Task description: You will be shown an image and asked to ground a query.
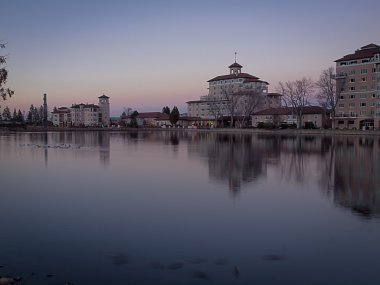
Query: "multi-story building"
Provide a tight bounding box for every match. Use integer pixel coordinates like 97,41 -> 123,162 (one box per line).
52,94 -> 110,127
70,103 -> 101,127
335,43 -> 380,130
51,107 -> 71,127
187,62 -> 281,126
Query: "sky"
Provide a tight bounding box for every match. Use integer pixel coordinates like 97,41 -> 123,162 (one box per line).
1,0 -> 379,116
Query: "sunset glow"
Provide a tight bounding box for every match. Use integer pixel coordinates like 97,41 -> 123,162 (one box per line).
1,0 -> 379,115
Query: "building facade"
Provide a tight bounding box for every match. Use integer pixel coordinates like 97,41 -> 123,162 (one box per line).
187,62 -> 281,126
52,94 -> 110,127
252,106 -> 330,128
51,107 -> 71,127
335,44 -> 380,129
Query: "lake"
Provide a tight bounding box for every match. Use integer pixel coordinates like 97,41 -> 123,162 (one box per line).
0,131 -> 379,285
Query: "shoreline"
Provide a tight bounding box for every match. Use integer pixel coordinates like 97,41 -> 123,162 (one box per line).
1,126 -> 380,136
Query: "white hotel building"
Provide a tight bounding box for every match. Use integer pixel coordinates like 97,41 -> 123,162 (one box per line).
52,94 -> 110,127
187,62 -> 281,123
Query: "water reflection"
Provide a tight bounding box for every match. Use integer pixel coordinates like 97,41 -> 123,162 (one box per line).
2,131 -> 379,217
24,131 -> 111,167
1,131 -> 380,285
334,136 -> 380,217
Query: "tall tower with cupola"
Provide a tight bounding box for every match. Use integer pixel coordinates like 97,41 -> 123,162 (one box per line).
98,94 -> 110,127
229,62 -> 242,75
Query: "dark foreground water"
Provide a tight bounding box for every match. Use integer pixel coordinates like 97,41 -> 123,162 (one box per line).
0,131 -> 379,285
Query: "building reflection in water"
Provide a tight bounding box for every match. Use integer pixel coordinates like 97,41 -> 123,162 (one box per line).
333,136 -> 380,217
187,133 -> 334,195
25,131 -> 111,167
201,133 -> 266,194
17,130 -> 380,217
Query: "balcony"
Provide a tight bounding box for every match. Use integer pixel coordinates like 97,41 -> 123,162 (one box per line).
336,113 -> 357,118
334,73 -> 347,79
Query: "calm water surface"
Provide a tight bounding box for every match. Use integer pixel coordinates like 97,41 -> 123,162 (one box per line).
0,131 -> 379,285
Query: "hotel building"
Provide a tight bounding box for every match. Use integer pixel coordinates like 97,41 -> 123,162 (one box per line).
187,62 -> 281,125
52,94 -> 110,127
335,44 -> 380,129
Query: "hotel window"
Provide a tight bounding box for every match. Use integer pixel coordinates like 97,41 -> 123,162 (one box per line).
361,69 -> 368,74
349,70 -> 356,75
360,110 -> 367,115
350,78 -> 355,83
338,103 -> 344,108
339,95 -> 344,99
360,86 -> 367,91
349,102 -> 355,108
350,86 -> 355,91
362,59 -> 369,63
361,77 -> 366,82
349,94 -> 355,99
360,94 -> 367,98
360,102 -> 366,107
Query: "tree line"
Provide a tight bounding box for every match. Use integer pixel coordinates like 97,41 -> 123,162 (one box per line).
278,67 -> 337,128
1,104 -> 46,124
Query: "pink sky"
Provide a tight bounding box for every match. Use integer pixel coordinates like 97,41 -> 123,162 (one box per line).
1,0 -> 379,116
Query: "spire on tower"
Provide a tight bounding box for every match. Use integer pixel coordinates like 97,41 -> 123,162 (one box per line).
235,52 -> 237,63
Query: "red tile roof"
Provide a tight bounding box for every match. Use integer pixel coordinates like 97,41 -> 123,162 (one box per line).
186,100 -> 205,104
254,106 -> 324,116
208,73 -> 260,82
136,112 -> 169,120
179,116 -> 202,121
71,103 -> 99,109
228,62 -> 242,68
51,107 -> 70,114
335,43 -> 380,62
243,78 -> 269,84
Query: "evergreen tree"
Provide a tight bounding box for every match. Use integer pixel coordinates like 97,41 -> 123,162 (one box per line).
27,104 -> 40,124
119,111 -> 127,127
169,106 -> 180,126
17,109 -> 24,122
128,110 -> 139,128
2,106 -> 11,120
38,105 -> 44,123
12,108 -> 17,121
162,106 -> 170,115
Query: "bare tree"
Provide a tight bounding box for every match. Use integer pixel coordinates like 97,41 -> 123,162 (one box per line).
235,90 -> 264,128
0,41 -> 14,101
207,99 -> 225,128
221,85 -> 240,127
277,78 -> 314,128
315,67 -> 337,128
